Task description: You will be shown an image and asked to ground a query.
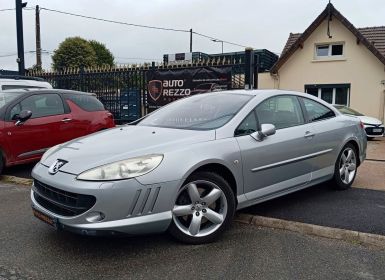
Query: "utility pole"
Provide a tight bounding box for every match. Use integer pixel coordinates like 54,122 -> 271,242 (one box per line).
15,0 -> 26,75
35,5 -> 42,69
189,29 -> 192,53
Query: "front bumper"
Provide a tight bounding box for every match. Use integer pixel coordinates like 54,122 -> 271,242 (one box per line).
364,124 -> 384,138
31,163 -> 181,235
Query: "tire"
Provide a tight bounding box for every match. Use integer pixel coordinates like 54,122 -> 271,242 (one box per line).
0,154 -> 4,175
367,137 -> 374,141
332,143 -> 358,190
168,171 -> 236,244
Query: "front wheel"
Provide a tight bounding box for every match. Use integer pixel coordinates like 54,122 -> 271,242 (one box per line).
332,143 -> 358,190
168,171 -> 235,244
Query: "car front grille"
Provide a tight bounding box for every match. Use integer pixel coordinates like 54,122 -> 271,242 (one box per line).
365,127 -> 384,135
33,180 -> 96,217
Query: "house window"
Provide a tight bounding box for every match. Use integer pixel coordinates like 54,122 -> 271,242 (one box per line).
305,84 -> 350,106
315,43 -> 344,59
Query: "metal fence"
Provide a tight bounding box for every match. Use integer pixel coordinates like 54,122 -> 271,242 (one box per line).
27,59 -> 246,124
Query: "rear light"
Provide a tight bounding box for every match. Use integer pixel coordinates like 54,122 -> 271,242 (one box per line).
359,121 -> 365,129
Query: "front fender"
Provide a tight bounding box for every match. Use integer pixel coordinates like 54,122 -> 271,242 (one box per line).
135,138 -> 244,194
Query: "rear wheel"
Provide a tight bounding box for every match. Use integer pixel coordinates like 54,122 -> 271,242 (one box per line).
332,143 -> 358,190
0,153 -> 4,175
168,171 -> 235,244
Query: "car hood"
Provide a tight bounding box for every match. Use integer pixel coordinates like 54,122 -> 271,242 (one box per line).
356,115 -> 382,126
42,125 -> 215,174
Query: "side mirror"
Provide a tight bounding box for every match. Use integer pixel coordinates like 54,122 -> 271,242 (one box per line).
251,123 -> 276,141
15,110 -> 32,126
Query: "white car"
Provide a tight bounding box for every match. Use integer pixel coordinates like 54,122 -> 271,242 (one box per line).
0,76 -> 52,92
334,105 -> 384,139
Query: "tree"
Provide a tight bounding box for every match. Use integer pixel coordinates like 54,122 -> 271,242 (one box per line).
52,37 -> 97,70
89,40 -> 114,67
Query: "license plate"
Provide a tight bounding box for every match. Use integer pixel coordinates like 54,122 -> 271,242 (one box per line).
32,208 -> 57,229
372,128 -> 382,133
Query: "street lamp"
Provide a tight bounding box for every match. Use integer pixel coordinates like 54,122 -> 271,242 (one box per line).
211,39 -> 224,54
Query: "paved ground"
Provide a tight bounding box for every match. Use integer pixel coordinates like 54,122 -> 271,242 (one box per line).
241,183 -> 385,235
1,183 -> 385,280
366,137 -> 385,161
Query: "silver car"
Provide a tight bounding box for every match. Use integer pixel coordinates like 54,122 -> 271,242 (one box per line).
31,90 -> 367,244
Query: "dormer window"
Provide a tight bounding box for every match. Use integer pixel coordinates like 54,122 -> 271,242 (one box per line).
315,43 -> 344,59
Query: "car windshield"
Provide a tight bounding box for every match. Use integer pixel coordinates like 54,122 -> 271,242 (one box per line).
0,92 -> 23,108
138,93 -> 252,130
334,105 -> 364,116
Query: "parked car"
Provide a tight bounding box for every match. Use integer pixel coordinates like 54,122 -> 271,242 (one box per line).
31,90 -> 366,244
334,105 -> 384,139
0,89 -> 115,173
0,75 -> 52,91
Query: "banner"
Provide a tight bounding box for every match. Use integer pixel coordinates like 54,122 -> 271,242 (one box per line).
146,66 -> 232,110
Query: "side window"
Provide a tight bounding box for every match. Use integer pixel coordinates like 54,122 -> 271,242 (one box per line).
256,96 -> 304,130
235,111 -> 258,136
10,94 -> 65,119
301,98 -> 335,122
66,94 -> 105,111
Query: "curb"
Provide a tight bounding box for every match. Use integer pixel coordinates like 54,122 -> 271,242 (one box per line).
234,213 -> 385,249
0,175 -> 32,186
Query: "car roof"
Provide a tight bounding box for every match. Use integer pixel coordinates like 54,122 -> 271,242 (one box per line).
2,88 -> 95,96
0,75 -> 46,82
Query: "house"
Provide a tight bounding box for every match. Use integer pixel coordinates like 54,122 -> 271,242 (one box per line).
259,3 -> 385,121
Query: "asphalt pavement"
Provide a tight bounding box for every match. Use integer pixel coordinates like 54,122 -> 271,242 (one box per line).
1,183 -> 385,280
242,183 -> 385,235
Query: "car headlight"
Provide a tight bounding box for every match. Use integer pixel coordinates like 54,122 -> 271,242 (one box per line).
76,154 -> 163,181
41,144 -> 62,162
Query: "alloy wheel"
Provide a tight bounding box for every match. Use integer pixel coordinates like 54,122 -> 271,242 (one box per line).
172,180 -> 228,237
339,147 -> 357,184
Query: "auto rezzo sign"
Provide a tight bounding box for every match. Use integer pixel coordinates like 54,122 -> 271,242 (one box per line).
146,67 -> 231,110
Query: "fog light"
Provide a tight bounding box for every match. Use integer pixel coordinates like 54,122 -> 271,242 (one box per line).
85,212 -> 105,223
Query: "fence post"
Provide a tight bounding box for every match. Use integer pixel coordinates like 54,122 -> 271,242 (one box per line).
254,54 -> 259,89
79,66 -> 85,92
244,47 -> 254,90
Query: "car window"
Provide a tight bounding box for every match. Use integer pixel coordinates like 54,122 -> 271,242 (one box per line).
66,94 -> 105,111
10,94 -> 65,119
255,96 -> 304,129
234,111 -> 258,136
302,98 -> 335,122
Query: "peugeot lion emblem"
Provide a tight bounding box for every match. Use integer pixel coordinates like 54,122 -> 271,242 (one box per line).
48,159 -> 68,175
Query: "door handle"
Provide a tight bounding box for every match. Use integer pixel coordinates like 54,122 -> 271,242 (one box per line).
61,118 -> 72,122
304,131 -> 315,138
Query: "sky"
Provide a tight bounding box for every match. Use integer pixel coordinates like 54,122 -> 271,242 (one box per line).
1,0 -> 385,71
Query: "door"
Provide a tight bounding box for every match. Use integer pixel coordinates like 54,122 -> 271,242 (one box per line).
236,95 -> 314,200
299,97 -> 341,180
5,93 -> 72,162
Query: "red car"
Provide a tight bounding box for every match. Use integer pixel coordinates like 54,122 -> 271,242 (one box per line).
0,89 -> 115,173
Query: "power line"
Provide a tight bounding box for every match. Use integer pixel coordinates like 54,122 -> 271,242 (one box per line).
39,7 -> 251,49
0,7 -> 34,11
192,31 -> 248,48
0,50 -> 51,58
40,7 -> 189,33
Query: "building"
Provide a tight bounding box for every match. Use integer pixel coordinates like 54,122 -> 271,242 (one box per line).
163,49 -> 278,73
259,3 -> 385,121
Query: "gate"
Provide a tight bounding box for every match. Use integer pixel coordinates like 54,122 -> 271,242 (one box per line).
28,59 -> 249,124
